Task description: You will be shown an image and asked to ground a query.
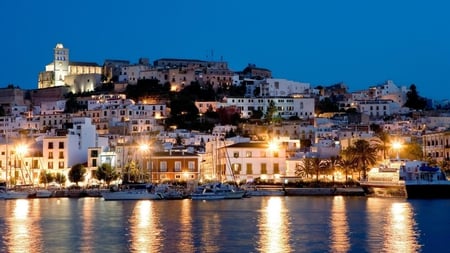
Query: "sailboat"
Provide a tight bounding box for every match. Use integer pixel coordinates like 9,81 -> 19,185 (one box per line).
190,138 -> 246,200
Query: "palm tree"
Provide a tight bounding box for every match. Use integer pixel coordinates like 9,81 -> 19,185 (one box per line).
311,157 -> 327,182
346,139 -> 378,180
340,148 -> 357,184
295,157 -> 314,179
373,130 -> 390,160
325,156 -> 341,184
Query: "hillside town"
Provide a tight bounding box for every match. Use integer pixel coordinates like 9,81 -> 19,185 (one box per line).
1,42 -> 450,192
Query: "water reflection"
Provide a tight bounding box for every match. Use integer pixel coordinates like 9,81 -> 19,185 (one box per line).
258,197 -> 291,253
383,202 -> 420,252
329,196 -> 350,253
199,208 -> 221,252
366,198 -> 420,253
80,198 -> 95,251
177,200 -> 193,251
129,201 -> 163,252
4,199 -> 43,253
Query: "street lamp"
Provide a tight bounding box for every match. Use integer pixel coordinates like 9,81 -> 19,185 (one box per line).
15,144 -> 28,185
139,144 -> 152,183
392,141 -> 402,161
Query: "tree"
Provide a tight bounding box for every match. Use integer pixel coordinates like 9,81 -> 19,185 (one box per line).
345,139 -> 378,180
94,163 -> 119,186
311,157 -> 327,182
325,156 -> 341,183
68,163 -> 86,186
54,173 -> 67,186
264,100 -> 277,123
316,97 -> 339,114
371,127 -> 390,160
64,94 -> 80,113
123,161 -> 141,183
295,158 -> 314,179
339,153 -> 356,184
404,84 -> 427,110
402,142 -> 423,161
39,171 -> 54,187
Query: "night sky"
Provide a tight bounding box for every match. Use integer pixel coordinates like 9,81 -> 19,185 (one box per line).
1,0 -> 449,100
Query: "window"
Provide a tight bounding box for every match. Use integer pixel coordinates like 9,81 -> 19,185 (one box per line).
188,161 -> 195,171
246,163 -> 253,175
58,161 -> 64,169
59,142 -> 64,149
48,152 -> 53,159
246,151 -> 252,158
91,150 -> 98,157
273,151 -> 279,158
48,162 -> 53,169
230,164 -> 240,175
160,161 -> 167,172
233,152 -> 239,158
48,142 -> 53,149
273,163 -> 280,174
59,151 -> 64,159
261,163 -> 267,174
92,158 -> 97,167
175,161 -> 181,171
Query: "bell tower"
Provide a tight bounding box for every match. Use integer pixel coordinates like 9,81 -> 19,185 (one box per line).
53,43 -> 69,86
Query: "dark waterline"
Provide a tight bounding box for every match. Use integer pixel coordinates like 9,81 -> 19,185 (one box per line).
0,196 -> 448,253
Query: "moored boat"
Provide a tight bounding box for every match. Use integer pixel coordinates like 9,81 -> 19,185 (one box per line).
191,183 -> 246,200
102,183 -> 163,201
360,160 -> 450,198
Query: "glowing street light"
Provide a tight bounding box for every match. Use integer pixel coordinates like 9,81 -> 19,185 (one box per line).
392,141 -> 402,160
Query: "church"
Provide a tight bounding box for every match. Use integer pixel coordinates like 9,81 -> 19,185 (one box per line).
37,43 -> 102,93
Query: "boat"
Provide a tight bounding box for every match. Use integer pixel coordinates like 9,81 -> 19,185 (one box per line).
154,184 -> 186,200
102,183 -> 163,201
190,183 -> 246,200
35,189 -> 54,198
360,160 -> 450,198
0,184 -> 37,199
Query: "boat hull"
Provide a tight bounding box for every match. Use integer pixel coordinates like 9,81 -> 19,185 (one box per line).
405,183 -> 450,199
191,190 -> 246,200
360,183 -> 406,198
3,191 -> 32,199
102,191 -> 163,201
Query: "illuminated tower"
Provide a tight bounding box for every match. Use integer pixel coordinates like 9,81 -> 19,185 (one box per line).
53,43 -> 69,86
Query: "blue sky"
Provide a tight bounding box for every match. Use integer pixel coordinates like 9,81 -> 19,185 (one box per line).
1,0 -> 449,100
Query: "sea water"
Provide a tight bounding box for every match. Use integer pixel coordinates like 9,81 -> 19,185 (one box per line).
0,196 -> 447,252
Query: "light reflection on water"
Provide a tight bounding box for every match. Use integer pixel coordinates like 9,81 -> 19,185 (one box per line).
0,196 -> 445,252
3,199 -> 43,253
330,196 -> 350,253
366,198 -> 421,253
129,200 -> 163,252
257,197 -> 292,253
